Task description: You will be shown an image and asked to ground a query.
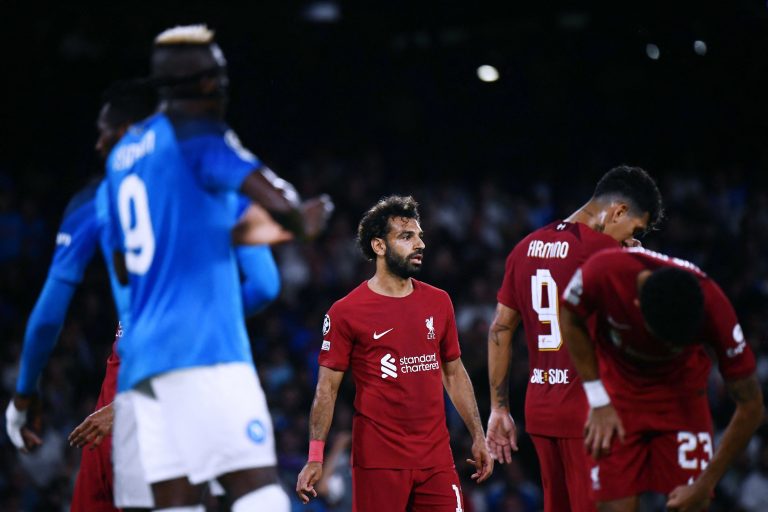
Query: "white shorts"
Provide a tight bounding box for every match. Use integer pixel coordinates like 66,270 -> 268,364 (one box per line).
113,362 -> 277,498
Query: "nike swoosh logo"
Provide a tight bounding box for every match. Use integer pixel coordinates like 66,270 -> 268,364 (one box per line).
373,328 -> 394,340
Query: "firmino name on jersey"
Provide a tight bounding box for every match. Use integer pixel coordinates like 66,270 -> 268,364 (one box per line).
527,240 -> 570,259
400,353 -> 439,374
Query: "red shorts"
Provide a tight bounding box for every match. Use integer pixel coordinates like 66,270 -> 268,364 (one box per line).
352,466 -> 464,512
591,428 -> 714,502
71,434 -> 118,512
530,434 -> 596,512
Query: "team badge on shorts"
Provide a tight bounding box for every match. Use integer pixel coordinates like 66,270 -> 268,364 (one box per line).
246,419 -> 266,444
323,314 -> 331,336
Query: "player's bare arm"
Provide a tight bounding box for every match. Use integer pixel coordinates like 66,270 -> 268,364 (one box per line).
240,169 -> 333,240
666,374 -> 764,512
561,307 -> 625,459
486,302 -> 521,463
231,203 -> 294,246
296,365 -> 345,504
442,358 -> 494,483
68,402 -> 114,449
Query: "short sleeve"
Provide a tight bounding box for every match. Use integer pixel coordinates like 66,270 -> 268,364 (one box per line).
701,279 -> 756,381
496,249 -> 520,310
196,129 -> 262,192
318,303 -> 354,371
440,293 -> 461,363
48,193 -> 100,284
561,260 -> 601,319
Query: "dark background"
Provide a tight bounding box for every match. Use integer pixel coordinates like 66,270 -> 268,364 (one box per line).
2,1 -> 768,510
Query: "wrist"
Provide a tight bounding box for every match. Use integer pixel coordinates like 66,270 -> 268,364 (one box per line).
583,379 -> 611,408
490,404 -> 510,413
308,439 -> 325,463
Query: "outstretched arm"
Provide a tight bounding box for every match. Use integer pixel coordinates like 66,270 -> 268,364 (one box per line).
561,306 -> 625,459
443,358 -> 493,483
667,374 -> 764,512
296,365 -> 345,504
486,303 -> 521,463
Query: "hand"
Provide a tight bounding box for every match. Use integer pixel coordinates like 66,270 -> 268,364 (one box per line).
300,194 -> 334,240
232,203 -> 294,246
584,404 -> 625,459
486,408 -> 518,463
466,436 -> 494,483
666,480 -> 712,512
5,396 -> 43,453
68,403 -> 114,449
296,461 -> 323,504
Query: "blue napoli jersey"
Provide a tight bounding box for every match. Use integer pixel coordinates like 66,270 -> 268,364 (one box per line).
105,113 -> 260,391
50,181 -> 130,317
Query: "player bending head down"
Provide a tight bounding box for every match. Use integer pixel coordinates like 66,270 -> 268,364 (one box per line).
588,165 -> 663,246
638,266 -> 705,346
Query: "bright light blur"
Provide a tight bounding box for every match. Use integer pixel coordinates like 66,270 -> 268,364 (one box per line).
694,40 -> 707,56
646,43 -> 660,60
477,65 -> 499,82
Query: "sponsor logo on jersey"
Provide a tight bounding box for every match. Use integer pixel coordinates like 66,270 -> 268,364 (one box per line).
321,340 -> 331,351
380,352 -> 441,379
380,353 -> 397,379
112,130 -> 156,171
530,368 -> 570,385
322,314 -> 331,336
526,240 -> 570,259
246,419 -> 267,444
727,323 -> 747,358
55,232 -> 72,247
425,317 -> 436,340
373,328 -> 393,340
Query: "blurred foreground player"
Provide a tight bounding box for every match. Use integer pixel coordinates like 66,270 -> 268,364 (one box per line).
485,166 -> 662,512
296,196 -> 493,511
561,247 -> 764,512
105,25 -> 330,511
4,83 -> 155,511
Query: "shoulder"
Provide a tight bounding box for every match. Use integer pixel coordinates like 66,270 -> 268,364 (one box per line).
413,279 -> 452,303
328,282 -> 370,313
166,112 -> 228,141
62,181 -> 100,220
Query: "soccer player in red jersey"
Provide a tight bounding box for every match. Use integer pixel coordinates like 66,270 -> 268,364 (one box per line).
296,195 -> 493,511
486,166 -> 663,512
561,247 -> 764,512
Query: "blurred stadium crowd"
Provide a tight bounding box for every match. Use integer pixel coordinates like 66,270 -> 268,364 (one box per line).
2,153 -> 768,511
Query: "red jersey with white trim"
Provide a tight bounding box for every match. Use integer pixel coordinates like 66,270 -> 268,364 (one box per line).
561,248 -> 756,431
497,221 -> 618,438
318,279 -> 462,469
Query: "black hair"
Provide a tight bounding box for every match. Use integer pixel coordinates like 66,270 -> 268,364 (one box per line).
640,267 -> 704,345
101,79 -> 157,127
593,165 -> 664,231
357,196 -> 420,261
151,44 -> 228,100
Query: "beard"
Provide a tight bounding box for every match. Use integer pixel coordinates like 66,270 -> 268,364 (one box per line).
384,245 -> 423,279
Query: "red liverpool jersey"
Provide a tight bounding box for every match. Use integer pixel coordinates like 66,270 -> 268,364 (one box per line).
318,279 -> 462,469
561,247 -> 756,431
497,221 -> 618,438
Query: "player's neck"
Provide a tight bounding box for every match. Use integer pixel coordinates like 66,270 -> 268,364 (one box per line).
367,270 -> 414,298
565,199 -> 608,234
